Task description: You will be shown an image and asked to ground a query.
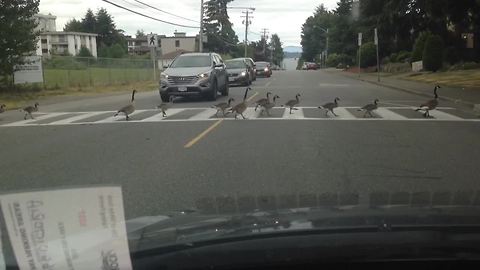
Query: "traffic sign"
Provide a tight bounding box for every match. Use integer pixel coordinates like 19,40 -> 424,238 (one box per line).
147,34 -> 158,47
358,33 -> 362,46
374,28 -> 378,45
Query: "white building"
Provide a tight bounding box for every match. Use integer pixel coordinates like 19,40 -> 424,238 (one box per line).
39,32 -> 98,57
160,32 -> 198,56
34,13 -> 98,57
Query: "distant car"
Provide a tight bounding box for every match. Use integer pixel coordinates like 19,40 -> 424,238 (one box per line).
225,59 -> 251,86
159,53 -> 229,101
255,61 -> 272,77
306,62 -> 318,70
235,57 -> 256,81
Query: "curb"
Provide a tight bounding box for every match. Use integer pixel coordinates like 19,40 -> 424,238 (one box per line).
333,71 -> 475,108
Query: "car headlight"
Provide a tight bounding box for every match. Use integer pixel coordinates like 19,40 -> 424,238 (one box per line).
241,71 -> 246,77
199,72 -> 209,78
264,68 -> 269,72
160,73 -> 169,79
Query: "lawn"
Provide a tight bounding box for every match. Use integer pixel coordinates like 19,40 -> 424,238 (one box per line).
44,67 -> 156,88
403,69 -> 480,89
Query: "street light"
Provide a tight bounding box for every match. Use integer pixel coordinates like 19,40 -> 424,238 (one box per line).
313,25 -> 329,67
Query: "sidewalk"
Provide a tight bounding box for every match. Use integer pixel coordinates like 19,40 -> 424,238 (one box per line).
328,69 -> 480,111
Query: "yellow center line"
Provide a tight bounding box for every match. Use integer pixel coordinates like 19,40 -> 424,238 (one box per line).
184,119 -> 224,149
246,92 -> 259,103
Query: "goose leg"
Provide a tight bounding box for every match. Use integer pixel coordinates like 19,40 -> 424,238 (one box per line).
267,109 -> 272,116
331,110 -> 338,117
325,110 -> 329,117
234,112 -> 238,119
241,113 -> 247,119
24,113 -> 27,120
254,105 -> 258,111
162,110 -> 167,117
29,112 -> 34,119
289,107 -> 293,114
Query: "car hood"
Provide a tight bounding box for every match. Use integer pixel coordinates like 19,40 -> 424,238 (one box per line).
226,68 -> 246,74
164,67 -> 211,77
126,205 -> 480,253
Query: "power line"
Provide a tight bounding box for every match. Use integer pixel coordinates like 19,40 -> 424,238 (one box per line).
101,0 -> 199,28
133,0 -> 199,23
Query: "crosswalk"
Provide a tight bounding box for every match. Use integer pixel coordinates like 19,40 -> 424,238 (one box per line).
1,107 -> 479,127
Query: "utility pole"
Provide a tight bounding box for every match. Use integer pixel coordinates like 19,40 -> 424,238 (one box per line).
374,28 -> 380,82
261,28 -> 269,55
199,0 -> 204,52
241,9 -> 254,57
358,32 -> 362,77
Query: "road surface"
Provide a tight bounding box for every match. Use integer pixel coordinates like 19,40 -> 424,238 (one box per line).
1,70 -> 480,218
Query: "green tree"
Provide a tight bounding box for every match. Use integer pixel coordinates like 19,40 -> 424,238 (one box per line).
108,43 -> 125,58
203,0 -> 239,54
81,9 -> 96,33
0,0 -> 40,84
411,32 -> 431,62
359,42 -> 377,68
423,34 -> 444,72
136,29 -> 146,39
77,46 -> 93,57
301,5 -> 334,61
64,19 -> 84,32
270,34 -> 284,65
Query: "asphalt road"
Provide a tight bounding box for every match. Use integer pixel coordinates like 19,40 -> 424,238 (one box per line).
1,69 -> 480,218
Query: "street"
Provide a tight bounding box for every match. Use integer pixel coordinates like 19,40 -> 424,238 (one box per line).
1,70 -> 480,219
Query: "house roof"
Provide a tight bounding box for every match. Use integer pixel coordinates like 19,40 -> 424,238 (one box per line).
41,31 -> 98,37
161,49 -> 192,59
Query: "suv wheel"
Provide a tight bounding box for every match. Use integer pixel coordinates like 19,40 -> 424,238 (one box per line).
160,92 -> 170,102
207,81 -> 218,101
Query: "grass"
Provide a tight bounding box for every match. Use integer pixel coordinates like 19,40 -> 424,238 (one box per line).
402,69 -> 480,89
0,80 -> 157,110
44,67 -> 155,88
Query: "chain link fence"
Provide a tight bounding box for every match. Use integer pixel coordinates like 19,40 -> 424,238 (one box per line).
42,56 -> 157,88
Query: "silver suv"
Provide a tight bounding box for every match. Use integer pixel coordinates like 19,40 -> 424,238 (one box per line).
159,53 -> 229,101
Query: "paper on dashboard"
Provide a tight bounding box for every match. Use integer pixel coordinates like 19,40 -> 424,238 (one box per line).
0,186 -> 132,270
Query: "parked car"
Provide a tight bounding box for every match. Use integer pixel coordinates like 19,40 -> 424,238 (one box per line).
159,53 -> 228,101
255,61 -> 272,77
235,57 -> 256,81
306,62 -> 319,70
225,59 -> 251,86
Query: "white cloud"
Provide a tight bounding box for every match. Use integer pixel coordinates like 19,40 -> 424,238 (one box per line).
39,0 -> 338,47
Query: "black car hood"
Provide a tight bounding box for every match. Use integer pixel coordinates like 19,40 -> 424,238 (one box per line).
126,205 -> 480,253
226,68 -> 247,74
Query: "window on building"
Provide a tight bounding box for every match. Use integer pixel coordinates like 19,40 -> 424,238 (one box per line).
42,49 -> 48,54
175,40 -> 180,47
41,39 -> 47,44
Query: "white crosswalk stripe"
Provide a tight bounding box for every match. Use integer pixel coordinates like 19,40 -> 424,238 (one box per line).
1,107 -> 478,127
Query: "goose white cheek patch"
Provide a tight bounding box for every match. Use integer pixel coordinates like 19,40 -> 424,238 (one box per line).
0,186 -> 132,270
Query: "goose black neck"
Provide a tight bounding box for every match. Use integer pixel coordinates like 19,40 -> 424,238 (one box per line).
243,88 -> 249,101
434,87 -> 438,99
131,91 -> 136,102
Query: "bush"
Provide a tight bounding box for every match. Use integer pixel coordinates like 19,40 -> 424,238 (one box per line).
395,51 -> 412,63
411,32 -> 431,62
358,42 -> 377,68
382,62 -> 412,73
77,46 -> 93,57
423,35 -> 444,72
326,53 -> 352,67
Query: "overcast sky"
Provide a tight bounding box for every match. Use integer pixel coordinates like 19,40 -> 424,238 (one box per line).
39,0 -> 338,47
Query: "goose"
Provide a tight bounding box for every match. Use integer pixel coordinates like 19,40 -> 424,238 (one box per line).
282,94 -> 301,114
212,98 -> 235,117
415,85 -> 440,118
254,92 -> 272,111
260,95 -> 280,116
114,89 -> 136,121
157,95 -> 175,117
318,97 -> 340,117
358,99 -> 379,118
0,104 -> 6,114
23,102 -> 39,120
230,87 -> 251,119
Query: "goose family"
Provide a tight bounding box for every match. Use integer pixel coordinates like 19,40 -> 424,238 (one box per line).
416,85 -> 440,118
319,97 -> 340,116
283,94 -> 301,114
114,89 -> 136,121
212,98 -> 235,117
254,92 -> 272,111
358,99 -> 379,118
260,95 -> 280,116
0,104 -> 6,114
157,95 -> 175,117
23,102 -> 39,120
229,87 -> 251,119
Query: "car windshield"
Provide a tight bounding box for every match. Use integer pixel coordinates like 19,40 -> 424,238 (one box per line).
256,62 -> 268,68
170,55 -> 211,68
2,0 -> 480,268
225,60 -> 246,69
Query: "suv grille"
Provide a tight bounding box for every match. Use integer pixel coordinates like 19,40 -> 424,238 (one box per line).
167,76 -> 199,85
